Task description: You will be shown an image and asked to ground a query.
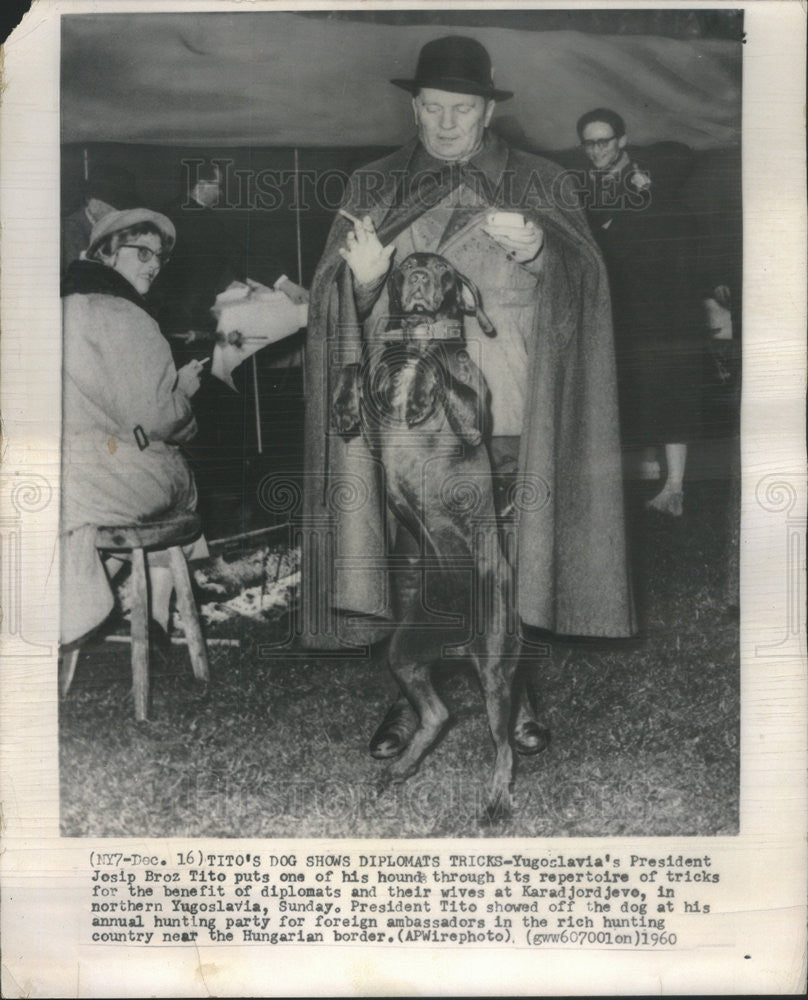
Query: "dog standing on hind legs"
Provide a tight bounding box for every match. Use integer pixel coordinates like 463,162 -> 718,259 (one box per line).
332,252 -> 543,820
383,518 -> 520,821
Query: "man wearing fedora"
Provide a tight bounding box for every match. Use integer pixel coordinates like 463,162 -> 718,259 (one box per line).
301,37 -> 635,761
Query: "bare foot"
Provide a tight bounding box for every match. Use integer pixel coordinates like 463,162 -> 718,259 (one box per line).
645,489 -> 683,517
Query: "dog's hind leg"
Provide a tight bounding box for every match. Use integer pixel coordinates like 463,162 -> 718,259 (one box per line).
381,632 -> 450,788
473,642 -> 519,823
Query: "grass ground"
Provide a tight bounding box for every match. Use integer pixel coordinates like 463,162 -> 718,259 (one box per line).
59,445 -> 739,838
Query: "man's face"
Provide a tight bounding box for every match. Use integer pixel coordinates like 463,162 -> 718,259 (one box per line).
193,167 -> 222,208
580,121 -> 627,172
413,88 -> 495,162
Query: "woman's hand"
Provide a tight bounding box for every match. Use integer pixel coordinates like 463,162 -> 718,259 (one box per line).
176,358 -> 208,397
338,209 -> 395,285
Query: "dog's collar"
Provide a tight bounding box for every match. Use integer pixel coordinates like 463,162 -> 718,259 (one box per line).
386,318 -> 463,341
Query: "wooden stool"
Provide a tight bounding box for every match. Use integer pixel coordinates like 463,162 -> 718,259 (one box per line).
60,513 -> 209,721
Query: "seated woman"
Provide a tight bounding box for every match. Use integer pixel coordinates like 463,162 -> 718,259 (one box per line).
60,207 -> 207,646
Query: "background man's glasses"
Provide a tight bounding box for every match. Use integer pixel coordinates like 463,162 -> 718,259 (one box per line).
581,137 -> 617,151
118,244 -> 170,265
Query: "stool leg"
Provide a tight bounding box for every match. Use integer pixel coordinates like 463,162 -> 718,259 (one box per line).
168,546 -> 209,683
131,546 -> 150,721
59,648 -> 80,698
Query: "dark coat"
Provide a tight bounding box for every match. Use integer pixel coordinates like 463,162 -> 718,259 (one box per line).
299,134 -> 636,648
579,146 -> 703,443
583,147 -> 696,343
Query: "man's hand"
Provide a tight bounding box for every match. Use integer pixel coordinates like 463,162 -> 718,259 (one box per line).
482,213 -> 544,264
338,209 -> 395,285
277,277 -> 309,305
176,358 -> 208,397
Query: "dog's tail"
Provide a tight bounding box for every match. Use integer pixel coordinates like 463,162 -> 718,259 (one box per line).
458,272 -> 496,337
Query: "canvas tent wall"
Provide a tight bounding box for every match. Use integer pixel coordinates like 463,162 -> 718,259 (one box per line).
61,9 -> 742,279
61,10 -> 742,149
60,9 -> 742,455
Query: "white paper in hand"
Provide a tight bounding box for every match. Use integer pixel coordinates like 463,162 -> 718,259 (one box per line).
210,280 -> 308,389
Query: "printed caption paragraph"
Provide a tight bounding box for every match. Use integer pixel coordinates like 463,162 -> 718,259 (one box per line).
87,850 -> 721,949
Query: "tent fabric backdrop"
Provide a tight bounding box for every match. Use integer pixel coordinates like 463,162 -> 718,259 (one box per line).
60,10 -> 742,450
61,11 -> 741,150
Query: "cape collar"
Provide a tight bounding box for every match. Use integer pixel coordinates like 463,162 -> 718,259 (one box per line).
407,130 -> 510,189
365,131 -> 511,238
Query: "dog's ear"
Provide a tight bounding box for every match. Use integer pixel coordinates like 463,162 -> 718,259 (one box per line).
438,266 -> 462,318
442,378 -> 486,448
385,266 -> 405,332
457,271 -> 496,337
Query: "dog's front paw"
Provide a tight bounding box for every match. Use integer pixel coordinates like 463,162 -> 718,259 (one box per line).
405,361 -> 440,427
331,363 -> 362,437
442,384 -> 485,447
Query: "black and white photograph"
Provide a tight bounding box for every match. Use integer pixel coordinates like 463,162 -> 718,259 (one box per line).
53,6 -> 744,839
1,2 -> 806,994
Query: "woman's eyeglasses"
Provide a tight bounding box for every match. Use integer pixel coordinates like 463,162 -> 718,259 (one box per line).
118,244 -> 170,265
581,137 -> 618,151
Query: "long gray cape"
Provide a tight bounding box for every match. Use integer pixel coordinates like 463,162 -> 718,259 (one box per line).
297,135 -> 635,649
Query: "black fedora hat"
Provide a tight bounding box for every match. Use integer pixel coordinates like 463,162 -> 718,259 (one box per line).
391,36 -> 513,102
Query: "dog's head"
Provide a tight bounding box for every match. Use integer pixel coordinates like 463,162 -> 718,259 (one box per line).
387,252 -> 495,338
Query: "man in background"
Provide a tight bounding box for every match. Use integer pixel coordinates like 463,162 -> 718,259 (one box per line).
61,164 -> 140,273
148,160 -> 308,527
148,160 -> 307,341
576,108 -> 699,516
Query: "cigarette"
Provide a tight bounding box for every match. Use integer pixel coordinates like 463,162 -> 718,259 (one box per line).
338,207 -> 362,226
198,357 -> 211,366
338,207 -> 373,231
